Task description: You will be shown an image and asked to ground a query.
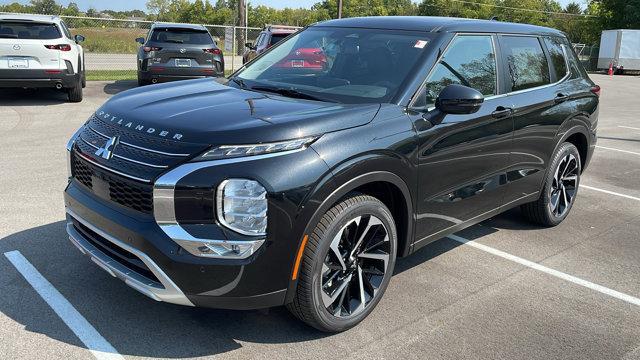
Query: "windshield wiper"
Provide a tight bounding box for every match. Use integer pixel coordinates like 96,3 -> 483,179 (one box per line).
229,77 -> 247,89
250,86 -> 330,102
166,40 -> 184,44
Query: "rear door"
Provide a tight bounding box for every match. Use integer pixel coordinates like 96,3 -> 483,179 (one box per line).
497,35 -> 565,204
0,21 -> 62,70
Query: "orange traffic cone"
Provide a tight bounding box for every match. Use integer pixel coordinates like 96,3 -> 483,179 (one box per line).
608,62 -> 614,76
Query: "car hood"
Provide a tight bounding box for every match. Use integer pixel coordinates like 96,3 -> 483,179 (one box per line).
96,78 -> 381,145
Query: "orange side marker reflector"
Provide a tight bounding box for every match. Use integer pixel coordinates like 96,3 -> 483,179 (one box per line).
291,235 -> 309,280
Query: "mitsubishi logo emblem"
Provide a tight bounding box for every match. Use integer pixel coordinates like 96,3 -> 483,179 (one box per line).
95,136 -> 119,160
179,48 -> 186,53
13,44 -> 20,50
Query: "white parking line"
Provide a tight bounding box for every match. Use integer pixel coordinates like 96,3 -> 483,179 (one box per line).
4,251 -> 123,360
447,235 -> 640,307
581,185 -> 640,202
596,145 -> 640,156
618,126 -> 640,131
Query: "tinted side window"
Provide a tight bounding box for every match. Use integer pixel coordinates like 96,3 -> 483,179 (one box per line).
544,37 -> 568,80
60,21 -> 72,39
502,36 -> 550,91
424,35 -> 497,106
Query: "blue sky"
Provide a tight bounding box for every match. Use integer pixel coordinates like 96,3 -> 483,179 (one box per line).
2,0 -> 582,12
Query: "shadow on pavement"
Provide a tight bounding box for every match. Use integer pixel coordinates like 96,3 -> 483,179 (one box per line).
0,221 -> 328,358
103,80 -> 138,95
0,88 -> 69,106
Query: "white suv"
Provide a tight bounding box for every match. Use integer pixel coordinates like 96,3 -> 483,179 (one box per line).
0,14 -> 85,102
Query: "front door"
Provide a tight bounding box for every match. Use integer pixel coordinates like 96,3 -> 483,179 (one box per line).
410,34 -> 513,248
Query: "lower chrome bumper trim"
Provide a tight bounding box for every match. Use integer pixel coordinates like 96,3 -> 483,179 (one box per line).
65,208 -> 194,306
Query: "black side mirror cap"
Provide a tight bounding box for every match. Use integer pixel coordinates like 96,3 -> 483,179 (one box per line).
435,84 -> 484,115
245,42 -> 254,49
135,37 -> 145,44
74,34 -> 85,43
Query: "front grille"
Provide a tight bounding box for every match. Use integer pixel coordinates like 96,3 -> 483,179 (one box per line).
72,218 -> 161,284
72,153 -> 154,214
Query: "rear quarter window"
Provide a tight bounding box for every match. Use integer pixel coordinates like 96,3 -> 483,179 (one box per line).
501,36 -> 551,91
0,21 -> 61,40
544,37 -> 568,80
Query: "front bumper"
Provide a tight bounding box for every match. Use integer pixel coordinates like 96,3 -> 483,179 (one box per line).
0,69 -> 79,88
64,181 -> 287,310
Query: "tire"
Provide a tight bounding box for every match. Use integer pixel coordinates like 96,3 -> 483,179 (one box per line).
81,71 -> 86,88
138,75 -> 150,86
287,193 -> 397,332
67,76 -> 83,102
521,142 -> 581,226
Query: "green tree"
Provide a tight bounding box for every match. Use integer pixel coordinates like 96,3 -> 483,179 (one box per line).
30,0 -> 59,14
62,2 -> 80,16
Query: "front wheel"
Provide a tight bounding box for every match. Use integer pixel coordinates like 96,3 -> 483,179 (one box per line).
287,194 -> 397,332
521,142 -> 581,226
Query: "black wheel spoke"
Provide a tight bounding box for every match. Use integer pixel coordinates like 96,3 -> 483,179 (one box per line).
549,153 -> 579,218
321,214 -> 390,318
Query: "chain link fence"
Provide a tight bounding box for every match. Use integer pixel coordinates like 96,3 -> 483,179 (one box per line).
573,43 -> 600,72
2,14 -> 263,80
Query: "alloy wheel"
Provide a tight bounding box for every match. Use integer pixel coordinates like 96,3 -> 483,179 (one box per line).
550,153 -> 579,217
321,215 -> 391,318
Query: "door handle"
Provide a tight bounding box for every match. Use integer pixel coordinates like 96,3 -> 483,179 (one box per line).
491,106 -> 513,119
554,93 -> 569,104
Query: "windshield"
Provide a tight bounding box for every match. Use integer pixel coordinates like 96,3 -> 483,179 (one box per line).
149,28 -> 213,44
0,21 -> 61,39
232,27 -> 432,104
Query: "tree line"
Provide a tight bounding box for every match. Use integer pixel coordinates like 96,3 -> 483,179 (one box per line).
2,0 -> 639,45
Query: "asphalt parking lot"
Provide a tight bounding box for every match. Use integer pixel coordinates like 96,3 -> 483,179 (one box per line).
1,74 -> 639,359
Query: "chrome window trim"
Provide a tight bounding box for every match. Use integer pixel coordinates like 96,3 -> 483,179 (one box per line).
153,148 -> 303,258
410,33 -> 572,110
75,151 -> 152,183
89,126 -> 190,157
65,208 -> 194,306
80,137 -> 168,169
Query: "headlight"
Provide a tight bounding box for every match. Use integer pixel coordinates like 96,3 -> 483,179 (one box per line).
216,179 -> 267,236
197,136 -> 317,161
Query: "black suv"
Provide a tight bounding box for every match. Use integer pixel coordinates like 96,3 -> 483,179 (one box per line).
135,23 -> 223,85
65,17 -> 598,332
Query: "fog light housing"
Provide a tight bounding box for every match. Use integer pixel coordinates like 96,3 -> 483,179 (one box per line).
216,179 -> 267,236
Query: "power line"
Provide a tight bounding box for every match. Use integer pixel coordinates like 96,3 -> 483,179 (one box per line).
427,0 -> 597,18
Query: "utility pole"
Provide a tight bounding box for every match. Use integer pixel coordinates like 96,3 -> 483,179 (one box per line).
338,0 -> 343,19
238,0 -> 246,56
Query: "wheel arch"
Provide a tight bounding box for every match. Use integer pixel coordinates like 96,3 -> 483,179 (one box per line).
555,116 -> 592,173
284,168 -> 415,304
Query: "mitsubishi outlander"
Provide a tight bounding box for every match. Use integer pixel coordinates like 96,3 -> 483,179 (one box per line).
64,16 -> 599,332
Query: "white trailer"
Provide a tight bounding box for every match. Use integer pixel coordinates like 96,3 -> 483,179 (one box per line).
598,29 -> 640,73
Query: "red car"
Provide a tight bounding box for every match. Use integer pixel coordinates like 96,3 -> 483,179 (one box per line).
275,47 -> 327,70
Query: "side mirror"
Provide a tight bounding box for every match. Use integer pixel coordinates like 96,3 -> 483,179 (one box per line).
74,34 -> 85,43
435,84 -> 484,115
245,42 -> 254,50
135,37 -> 145,44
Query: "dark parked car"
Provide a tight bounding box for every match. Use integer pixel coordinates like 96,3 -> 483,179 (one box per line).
65,17 -> 599,332
135,23 -> 223,85
242,25 -> 297,64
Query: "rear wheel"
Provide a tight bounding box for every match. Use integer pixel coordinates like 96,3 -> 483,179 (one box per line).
287,194 -> 397,332
67,75 -> 83,102
521,142 -> 581,226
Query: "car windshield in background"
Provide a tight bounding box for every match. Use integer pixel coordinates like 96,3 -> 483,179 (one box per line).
0,22 -> 61,39
270,33 -> 290,45
233,27 -> 432,104
150,28 -> 212,44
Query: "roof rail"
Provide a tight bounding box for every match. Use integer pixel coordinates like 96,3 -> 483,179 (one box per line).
264,24 -> 301,31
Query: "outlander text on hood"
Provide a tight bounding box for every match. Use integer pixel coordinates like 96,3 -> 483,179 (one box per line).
64,16 -> 599,332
